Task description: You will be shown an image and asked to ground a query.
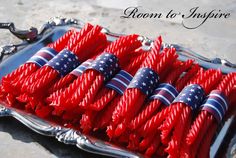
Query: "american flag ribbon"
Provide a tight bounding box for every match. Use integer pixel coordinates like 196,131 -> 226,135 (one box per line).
46,49 -> 80,76
201,90 -> 228,123
128,68 -> 159,96
26,47 -> 57,67
87,52 -> 120,82
149,83 -> 179,106
70,59 -> 93,77
173,84 -> 205,110
106,70 -> 133,95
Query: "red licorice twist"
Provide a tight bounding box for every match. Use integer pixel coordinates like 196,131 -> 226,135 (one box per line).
107,38 -> 179,139
55,34 -> 142,119
0,29 -> 74,100
159,69 -> 222,158
183,73 -> 236,158
79,51 -> 148,133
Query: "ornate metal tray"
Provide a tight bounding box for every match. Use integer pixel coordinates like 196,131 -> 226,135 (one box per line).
0,17 -> 235,158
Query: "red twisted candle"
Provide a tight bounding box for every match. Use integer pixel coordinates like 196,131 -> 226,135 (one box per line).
127,64 -> 200,153
107,39 -> 178,139
159,69 -> 222,158
130,60 -> 194,132
0,29 -> 75,105
181,73 -> 236,158
23,25 -> 106,95
51,34 -> 142,121
80,49 -> 148,133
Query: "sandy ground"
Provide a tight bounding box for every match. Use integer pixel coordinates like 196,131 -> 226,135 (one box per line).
0,0 -> 235,157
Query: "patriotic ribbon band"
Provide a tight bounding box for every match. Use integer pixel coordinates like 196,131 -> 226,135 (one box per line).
128,67 -> 159,96
46,49 -> 80,76
149,83 -> 179,106
106,70 -> 133,95
87,52 -> 120,82
26,47 -> 57,67
173,84 -> 205,110
201,90 -> 228,123
70,59 -> 93,77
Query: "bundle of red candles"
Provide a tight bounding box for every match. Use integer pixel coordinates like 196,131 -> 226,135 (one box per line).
0,23 -> 235,158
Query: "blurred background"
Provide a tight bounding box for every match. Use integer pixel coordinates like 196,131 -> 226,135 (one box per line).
0,0 -> 235,157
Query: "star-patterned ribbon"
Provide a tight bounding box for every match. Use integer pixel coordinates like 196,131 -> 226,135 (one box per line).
106,70 -> 133,95
46,49 -> 80,76
27,47 -> 57,67
149,83 -> 179,106
173,84 -> 205,110
128,67 -> 159,96
201,90 -> 228,123
70,59 -> 93,77
87,52 -> 120,82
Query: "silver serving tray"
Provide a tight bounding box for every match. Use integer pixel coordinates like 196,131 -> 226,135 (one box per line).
0,17 -> 235,158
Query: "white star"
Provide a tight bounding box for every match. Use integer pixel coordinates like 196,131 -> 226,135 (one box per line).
105,54 -> 109,57
56,62 -> 60,66
187,98 -> 191,101
181,93 -> 186,97
99,68 -> 104,71
115,63 -> 119,67
100,61 -> 105,64
110,71 -> 113,75
64,65 -> 67,68
142,82 -> 146,86
61,58 -> 64,61
190,89 -> 194,92
197,86 -> 202,90
195,95 -> 198,99
149,71 -> 153,74
68,58 -> 72,62
64,54 -> 68,57
150,80 -> 154,84
109,59 -> 113,62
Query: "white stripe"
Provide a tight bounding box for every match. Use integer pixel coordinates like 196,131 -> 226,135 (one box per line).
28,60 -> 43,67
150,94 -> 171,105
73,69 -> 83,74
106,84 -> 123,94
116,74 -> 132,83
31,56 -> 48,63
82,61 -> 92,65
209,93 -> 228,110
112,78 -> 128,87
155,87 -> 176,98
207,98 -> 225,113
37,49 -> 56,57
204,103 -> 222,120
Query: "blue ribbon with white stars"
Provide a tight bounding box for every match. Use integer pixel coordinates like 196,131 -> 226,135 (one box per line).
45,49 -> 80,77
106,70 -> 133,95
87,52 -> 120,82
173,84 -> 205,110
27,47 -> 58,67
201,90 -> 228,123
149,83 -> 179,106
128,67 -> 159,96
70,59 -> 93,77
